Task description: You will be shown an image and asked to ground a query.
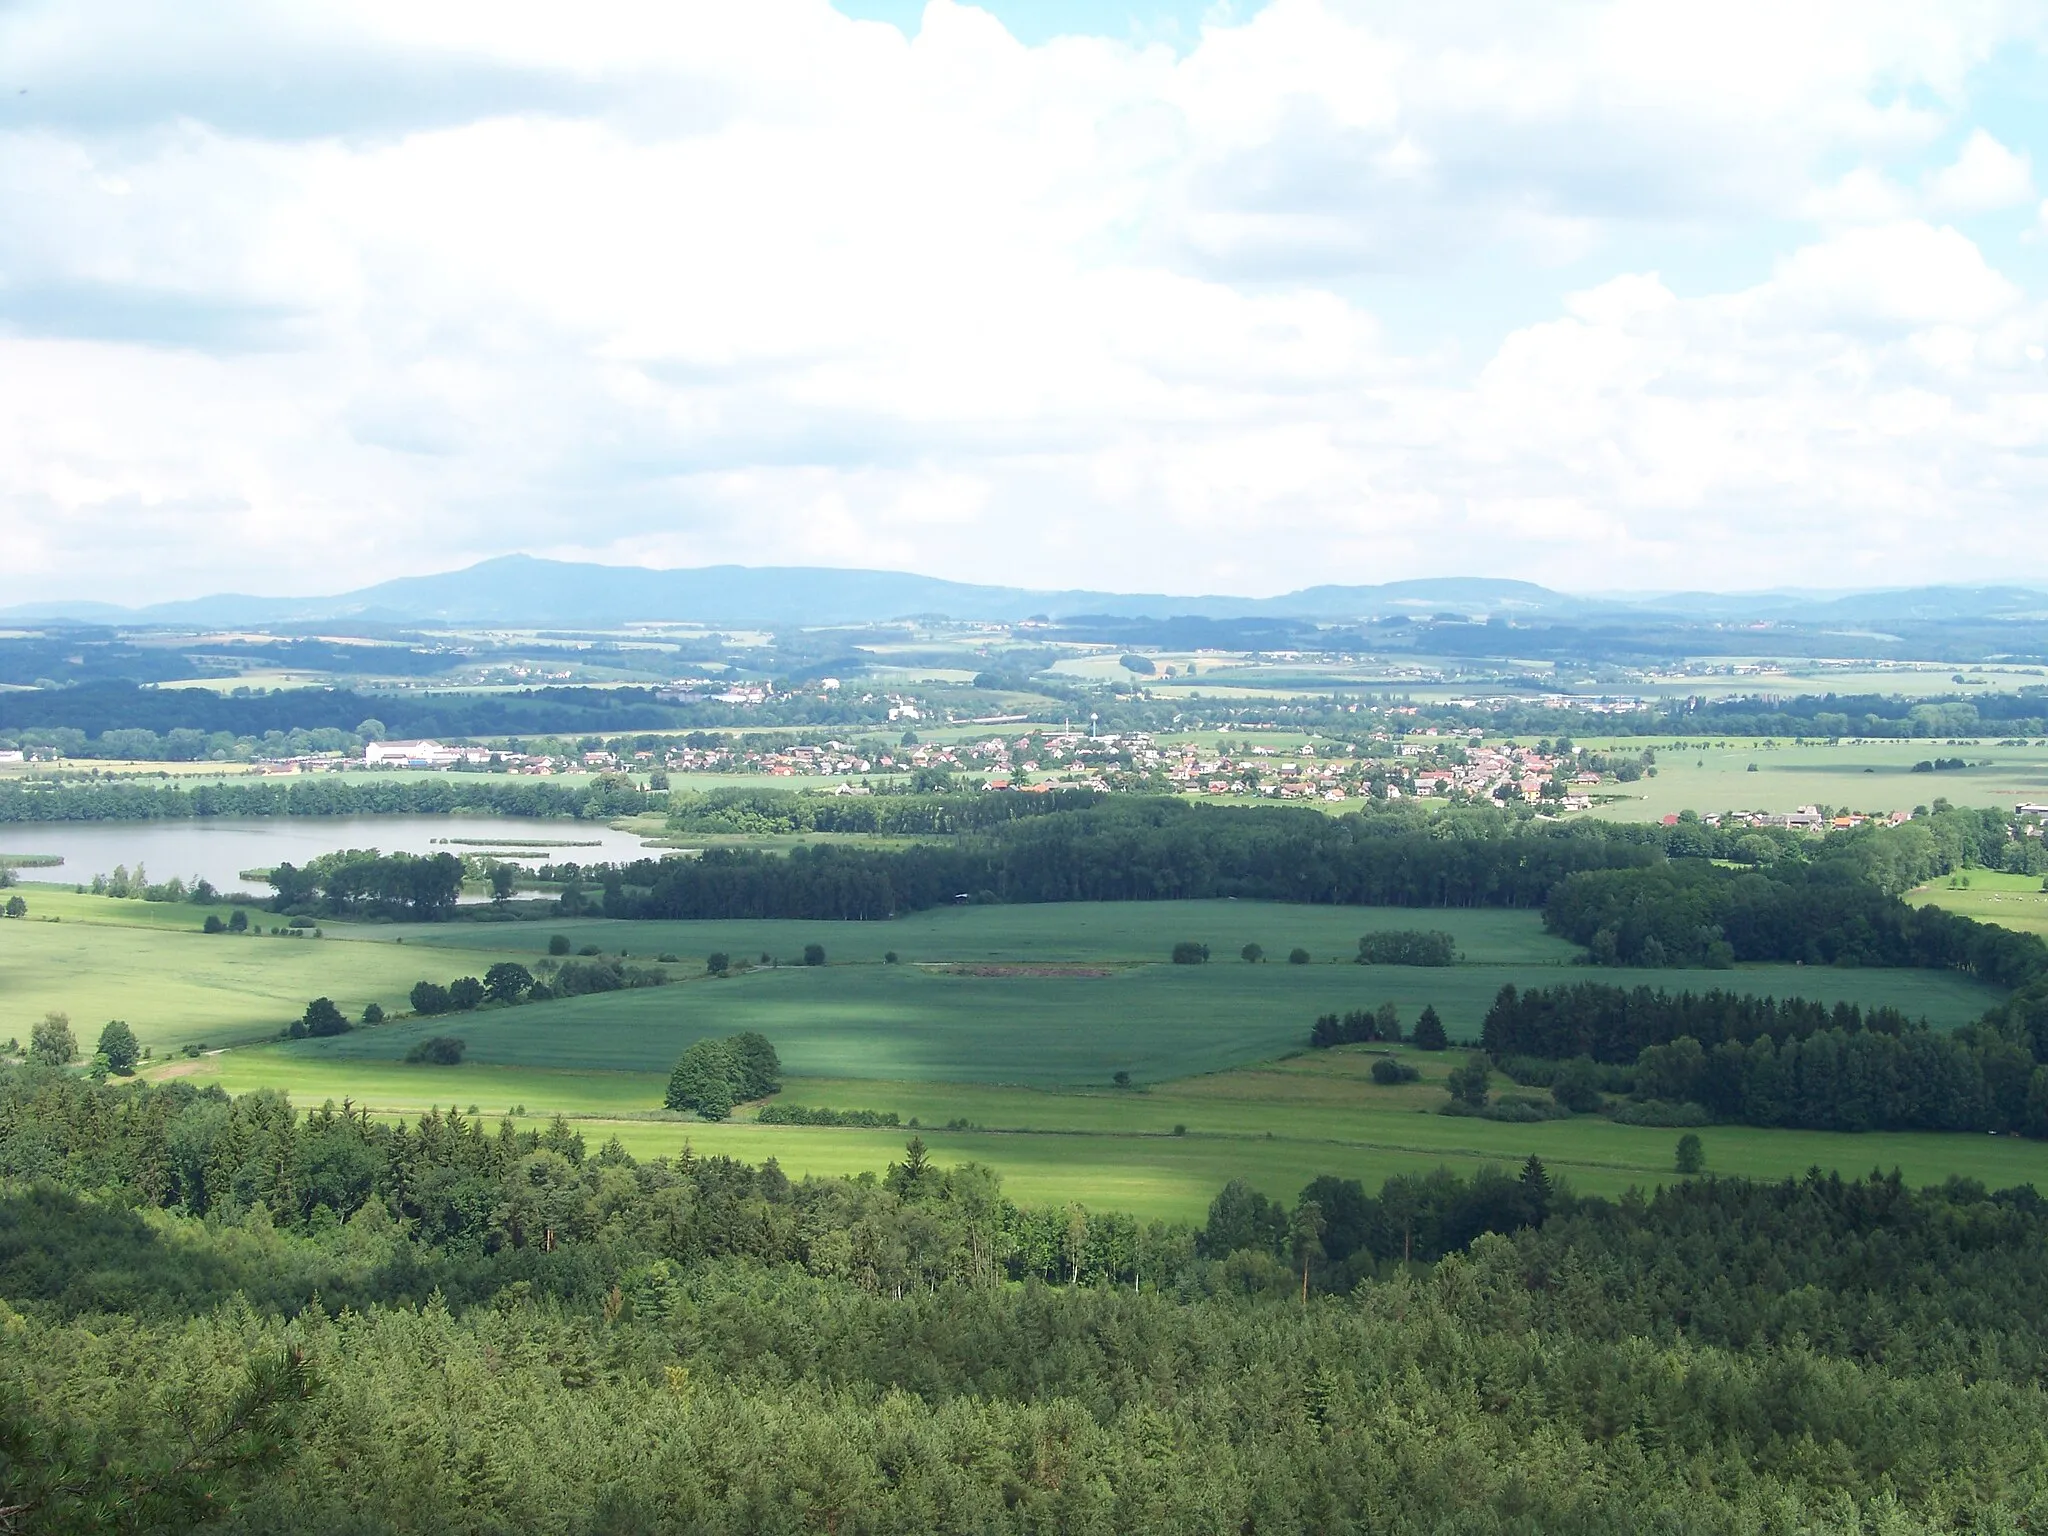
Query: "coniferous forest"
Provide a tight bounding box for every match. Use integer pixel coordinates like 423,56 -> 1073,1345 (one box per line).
4,1065 -> 2048,1532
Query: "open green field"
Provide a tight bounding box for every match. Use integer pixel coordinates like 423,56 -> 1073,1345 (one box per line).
1576,737 -> 2048,820
5,892 -> 2004,1061
18,886 -> 2035,1218
270,952 -> 2002,1085
1905,872 -> 2048,939
365,900 -> 1583,967
185,1041 -> 2048,1221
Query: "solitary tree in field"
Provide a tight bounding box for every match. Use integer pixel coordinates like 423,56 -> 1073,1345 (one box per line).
3,895 -> 24,919
1241,943 -> 1264,963
1675,1134 -> 1705,1174
29,1012 -> 75,1066
1412,1006 -> 1448,1051
803,943 -> 827,967
1287,948 -> 1310,965
96,1019 -> 140,1075
297,998 -> 349,1038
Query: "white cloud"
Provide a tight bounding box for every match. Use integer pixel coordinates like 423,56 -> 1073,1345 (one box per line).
1927,128 -> 2035,212
0,0 -> 2045,601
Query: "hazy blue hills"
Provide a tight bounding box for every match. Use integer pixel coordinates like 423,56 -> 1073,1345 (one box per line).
3,555 -> 2046,631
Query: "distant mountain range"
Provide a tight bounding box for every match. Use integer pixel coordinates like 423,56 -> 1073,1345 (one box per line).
5,555 -> 2048,631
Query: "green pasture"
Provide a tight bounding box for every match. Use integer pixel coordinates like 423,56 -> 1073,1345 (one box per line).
365,900 -> 1583,968
0,918 -> 459,1057
4,890 -> 2005,1065
1905,873 -> 2048,940
1576,738 -> 2048,820
192,1041 -> 2048,1221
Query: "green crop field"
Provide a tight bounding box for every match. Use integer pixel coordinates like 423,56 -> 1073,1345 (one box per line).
265,952 -> 2001,1085
1574,738 -> 2048,820
365,899 -> 1584,968
5,890 -> 2003,1062
22,884 -> 2033,1221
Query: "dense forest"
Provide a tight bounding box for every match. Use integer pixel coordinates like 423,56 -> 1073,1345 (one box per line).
598,800 -> 1665,920
1480,978 -> 2048,1137
4,1067 -> 2048,1530
0,774 -> 651,824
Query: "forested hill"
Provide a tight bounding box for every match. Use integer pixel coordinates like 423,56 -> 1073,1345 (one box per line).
0,681 -> 888,746
5,1065 -> 2048,1529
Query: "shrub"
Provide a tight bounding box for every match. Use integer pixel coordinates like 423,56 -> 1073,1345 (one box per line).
1113,1070 -> 1133,1088
1171,942 -> 1210,965
1445,1054 -> 1491,1108
547,933 -> 572,956
404,1036 -> 467,1066
202,913 -> 225,933
1370,1056 -> 1420,1086
227,908 -> 248,933
361,1002 -> 386,1025
409,981 -> 452,1017
1356,930 -> 1458,966
577,944 -> 602,957
1549,1055 -> 1605,1113
803,943 -> 826,967
884,951 -> 899,964
448,976 -> 485,1011
756,1105 -> 900,1127
1608,1100 -> 1711,1128
1287,948 -> 1310,965
706,952 -> 730,976
1240,943 -> 1264,963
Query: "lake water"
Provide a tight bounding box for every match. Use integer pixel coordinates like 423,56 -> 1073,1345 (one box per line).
0,816 -> 667,896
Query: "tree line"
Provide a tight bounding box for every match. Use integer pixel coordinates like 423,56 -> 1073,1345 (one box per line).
0,774 -> 651,824
1479,978 -> 2048,1139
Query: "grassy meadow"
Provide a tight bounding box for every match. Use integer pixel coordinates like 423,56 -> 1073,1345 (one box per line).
184,1040 -> 2048,1221
1905,870 -> 2048,939
8,886 -> 2032,1219
1576,737 -> 2048,819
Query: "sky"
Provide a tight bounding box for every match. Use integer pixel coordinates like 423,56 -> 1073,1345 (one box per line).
2,0 -> 2047,606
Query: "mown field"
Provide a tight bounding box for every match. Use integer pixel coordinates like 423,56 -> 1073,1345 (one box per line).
1906,871 -> 2048,939
187,1041 -> 2048,1221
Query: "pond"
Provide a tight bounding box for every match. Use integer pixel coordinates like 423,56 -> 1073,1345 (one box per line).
0,816 -> 667,896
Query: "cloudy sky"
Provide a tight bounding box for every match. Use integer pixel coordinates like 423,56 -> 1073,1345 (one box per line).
2,0 -> 2046,605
